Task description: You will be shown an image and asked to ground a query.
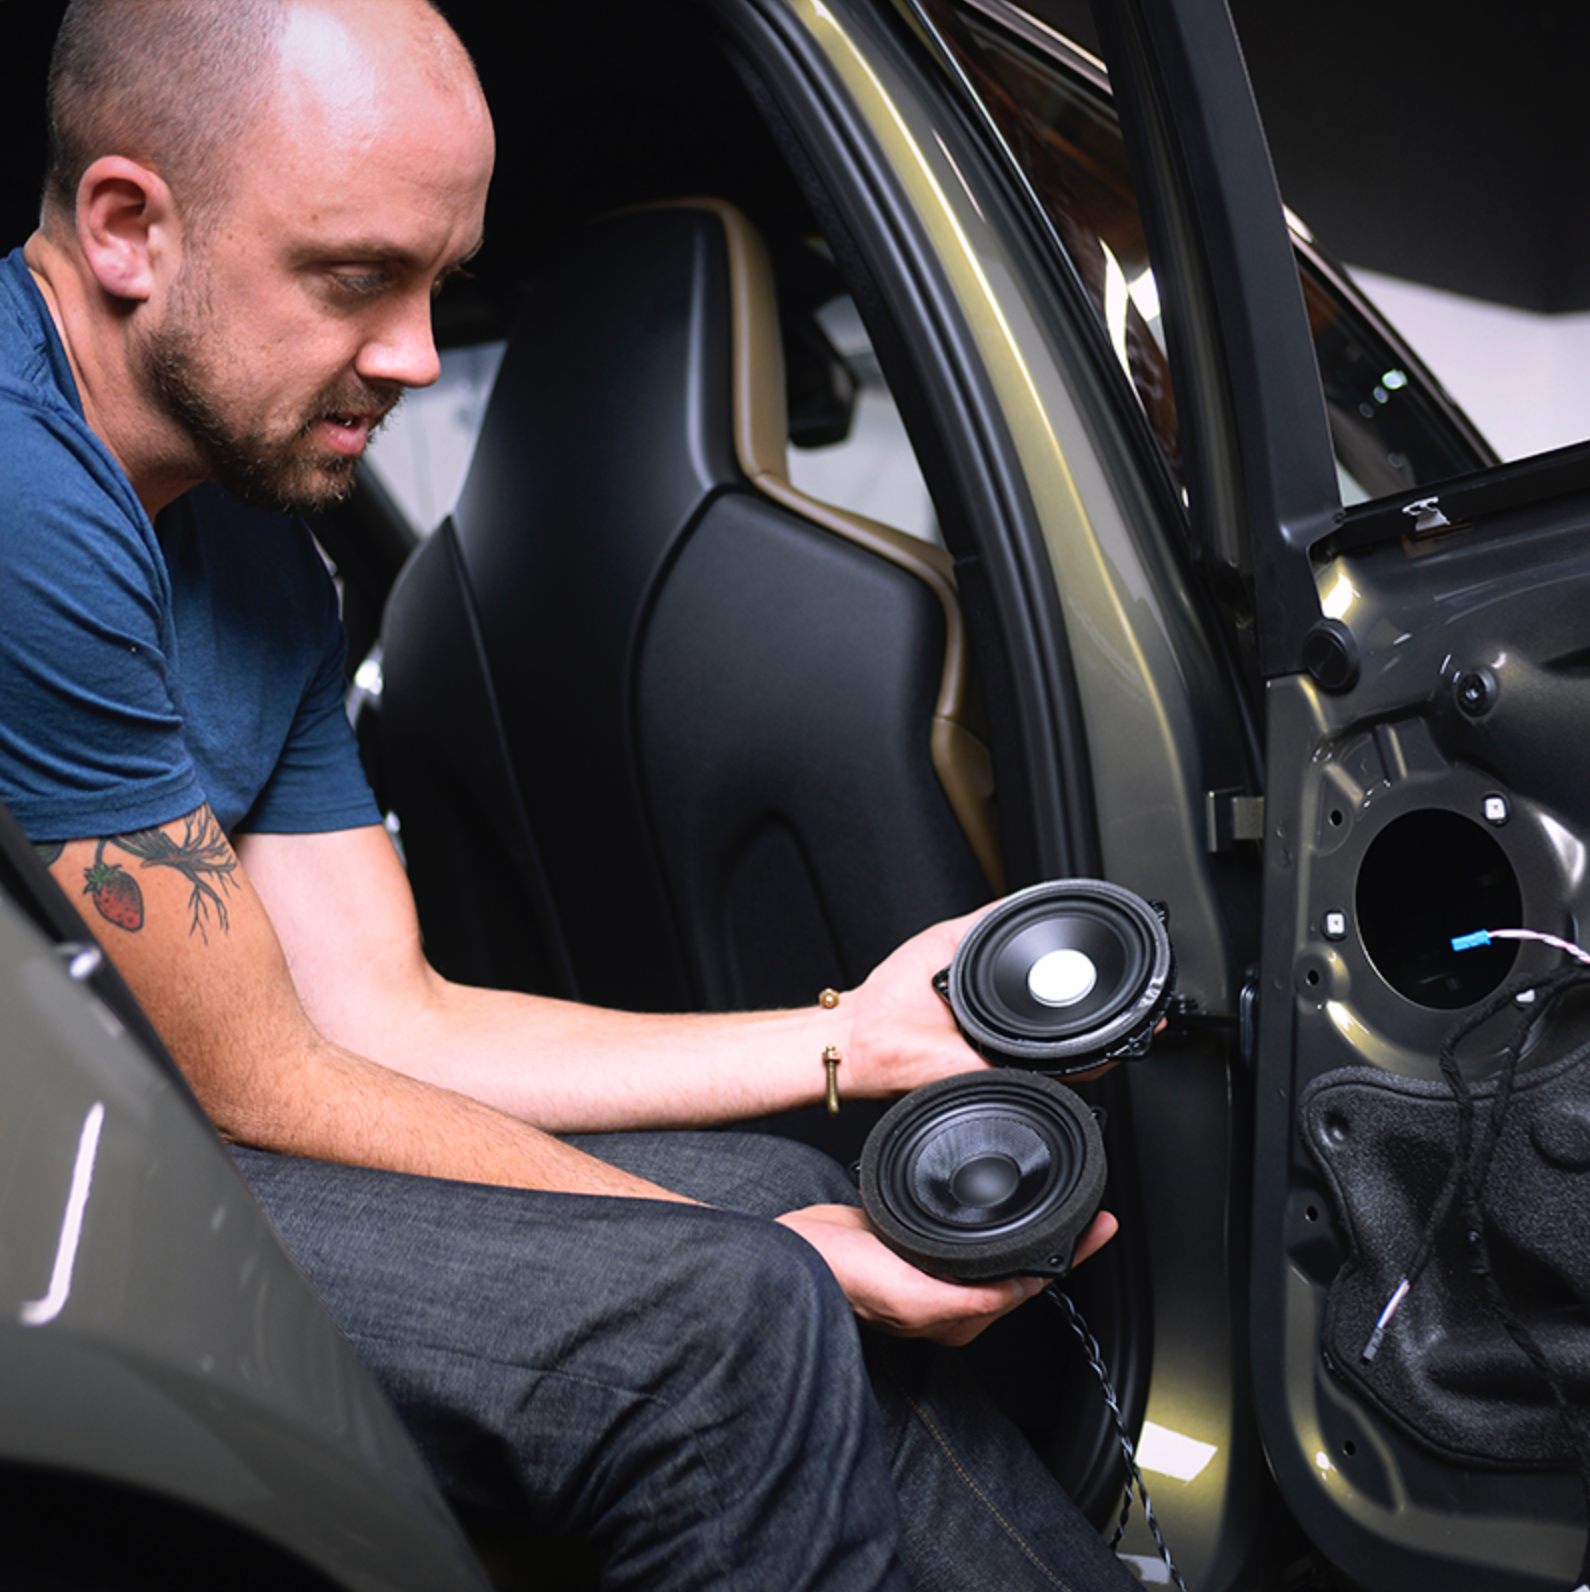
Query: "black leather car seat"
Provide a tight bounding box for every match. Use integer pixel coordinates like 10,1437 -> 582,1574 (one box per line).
379,199 -> 999,1017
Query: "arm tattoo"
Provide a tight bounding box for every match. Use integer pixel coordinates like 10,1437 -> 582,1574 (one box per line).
32,840 -> 64,868
81,811 -> 238,942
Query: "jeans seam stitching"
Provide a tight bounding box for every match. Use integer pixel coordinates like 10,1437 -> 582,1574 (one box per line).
891,1373 -> 1077,1591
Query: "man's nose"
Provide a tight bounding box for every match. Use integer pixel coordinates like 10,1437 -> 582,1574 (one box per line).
357,295 -> 442,390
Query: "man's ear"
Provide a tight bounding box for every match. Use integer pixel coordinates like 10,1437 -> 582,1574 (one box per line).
75,156 -> 179,305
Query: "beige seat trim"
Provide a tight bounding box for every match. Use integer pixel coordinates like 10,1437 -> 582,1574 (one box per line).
646,198 -> 1003,892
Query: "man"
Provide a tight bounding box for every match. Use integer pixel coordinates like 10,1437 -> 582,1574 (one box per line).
0,2 -> 1136,1587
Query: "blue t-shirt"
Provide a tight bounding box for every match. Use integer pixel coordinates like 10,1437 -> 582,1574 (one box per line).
0,248 -> 381,842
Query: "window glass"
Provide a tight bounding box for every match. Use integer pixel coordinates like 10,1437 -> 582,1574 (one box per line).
364,341 -> 506,537
788,295 -> 940,544
1297,264 -> 1479,500
930,0 -> 1487,506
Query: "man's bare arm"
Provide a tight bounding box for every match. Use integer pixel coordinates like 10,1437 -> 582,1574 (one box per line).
233,823 -> 993,1133
48,810 -> 1106,1344
43,809 -> 692,1201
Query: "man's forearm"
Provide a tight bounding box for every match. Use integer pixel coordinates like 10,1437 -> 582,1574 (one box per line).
221,1030 -> 697,1199
240,824 -> 987,1143
50,818 -> 701,1197
336,976 -> 847,1134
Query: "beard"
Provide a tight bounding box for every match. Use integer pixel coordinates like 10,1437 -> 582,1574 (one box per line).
136,271 -> 402,516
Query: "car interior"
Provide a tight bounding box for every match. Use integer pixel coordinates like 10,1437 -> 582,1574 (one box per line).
377,199 -> 1000,1027
323,0 -> 1148,1554
0,2 -> 1147,1576
6,1 -> 1550,1586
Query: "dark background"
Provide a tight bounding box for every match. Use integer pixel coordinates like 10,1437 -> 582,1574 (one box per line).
1,1 -> 1581,312
1038,0 -> 1589,314
1234,1 -> 1590,313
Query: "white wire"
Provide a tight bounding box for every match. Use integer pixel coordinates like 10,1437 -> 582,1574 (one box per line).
1451,927 -> 1590,967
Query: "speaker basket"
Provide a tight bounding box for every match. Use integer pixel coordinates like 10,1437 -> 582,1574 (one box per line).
939,878 -> 1173,1075
859,1072 -> 1106,1282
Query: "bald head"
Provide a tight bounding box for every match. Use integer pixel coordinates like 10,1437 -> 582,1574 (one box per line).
268,0 -> 490,183
43,0 -> 477,232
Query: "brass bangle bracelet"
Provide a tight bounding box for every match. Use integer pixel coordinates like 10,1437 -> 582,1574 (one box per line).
819,988 -> 841,1113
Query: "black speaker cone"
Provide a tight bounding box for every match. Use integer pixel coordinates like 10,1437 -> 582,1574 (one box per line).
859,1072 -> 1107,1282
942,879 -> 1173,1074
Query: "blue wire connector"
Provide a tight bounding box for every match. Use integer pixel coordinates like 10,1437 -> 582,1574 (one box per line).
1450,930 -> 1492,953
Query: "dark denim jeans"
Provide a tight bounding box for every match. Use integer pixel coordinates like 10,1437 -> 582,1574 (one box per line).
234,1132 -> 1136,1592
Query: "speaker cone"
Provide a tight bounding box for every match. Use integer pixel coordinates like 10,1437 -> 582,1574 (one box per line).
859,1072 -> 1107,1282
940,879 -> 1173,1075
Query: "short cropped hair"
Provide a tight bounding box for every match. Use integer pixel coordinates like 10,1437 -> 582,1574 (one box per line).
43,0 -> 287,227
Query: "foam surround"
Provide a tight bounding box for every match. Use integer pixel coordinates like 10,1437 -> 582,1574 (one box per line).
860,1072 -> 1107,1281
939,878 -> 1173,1074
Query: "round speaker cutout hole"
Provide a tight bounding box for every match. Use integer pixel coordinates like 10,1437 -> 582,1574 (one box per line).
1356,809 -> 1520,1009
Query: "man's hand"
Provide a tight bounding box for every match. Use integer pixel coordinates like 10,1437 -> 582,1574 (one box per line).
835,899 -> 1135,1094
835,907 -> 992,1098
777,1203 -> 1118,1347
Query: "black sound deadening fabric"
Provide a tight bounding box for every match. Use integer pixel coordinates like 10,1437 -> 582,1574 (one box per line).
1303,1016 -> 1590,1467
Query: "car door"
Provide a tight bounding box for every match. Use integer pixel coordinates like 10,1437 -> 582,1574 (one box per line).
686,3 -> 1286,1584
1094,1 -> 1590,1587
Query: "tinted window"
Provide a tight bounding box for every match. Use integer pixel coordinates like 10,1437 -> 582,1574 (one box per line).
926,0 -> 1489,507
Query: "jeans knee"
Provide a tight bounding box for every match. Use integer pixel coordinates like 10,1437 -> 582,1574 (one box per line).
565,1129 -> 862,1215
739,1132 -> 863,1213
669,1210 -> 866,1429
703,1209 -> 853,1344
586,1211 -> 900,1587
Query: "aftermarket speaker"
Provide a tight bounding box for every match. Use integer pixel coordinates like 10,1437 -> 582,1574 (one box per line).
857,879 -> 1173,1279
936,878 -> 1173,1076
859,1071 -> 1106,1281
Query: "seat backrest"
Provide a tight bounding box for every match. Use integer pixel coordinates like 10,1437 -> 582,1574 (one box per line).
380,200 -> 999,1015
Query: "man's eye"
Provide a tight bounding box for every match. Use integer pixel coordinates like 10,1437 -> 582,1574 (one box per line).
331,272 -> 389,296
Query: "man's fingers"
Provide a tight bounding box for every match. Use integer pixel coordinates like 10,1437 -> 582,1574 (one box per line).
1071,1208 -> 1118,1268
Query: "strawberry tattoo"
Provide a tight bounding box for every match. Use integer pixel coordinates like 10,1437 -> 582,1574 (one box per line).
77,813 -> 237,940
83,857 -> 145,930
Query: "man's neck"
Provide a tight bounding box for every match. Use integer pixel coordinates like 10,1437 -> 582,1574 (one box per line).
22,226 -> 205,520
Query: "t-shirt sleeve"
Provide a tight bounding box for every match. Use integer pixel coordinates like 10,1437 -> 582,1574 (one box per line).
0,400 -> 205,841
